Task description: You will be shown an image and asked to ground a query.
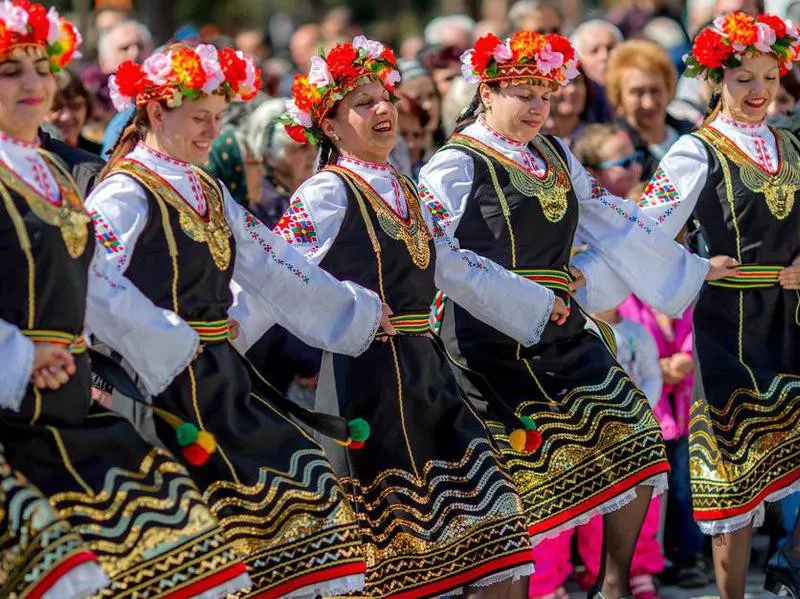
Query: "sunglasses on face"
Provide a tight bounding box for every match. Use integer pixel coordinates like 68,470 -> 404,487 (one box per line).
596,150 -> 644,170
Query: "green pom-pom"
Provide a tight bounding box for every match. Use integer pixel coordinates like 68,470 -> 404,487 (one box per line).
176,422 -> 199,447
519,416 -> 536,431
347,418 -> 371,442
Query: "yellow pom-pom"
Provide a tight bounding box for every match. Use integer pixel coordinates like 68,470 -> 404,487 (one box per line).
196,431 -> 217,454
509,429 -> 527,452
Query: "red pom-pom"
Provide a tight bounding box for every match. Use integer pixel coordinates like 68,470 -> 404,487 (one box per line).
348,440 -> 366,450
524,429 -> 542,454
182,444 -> 211,466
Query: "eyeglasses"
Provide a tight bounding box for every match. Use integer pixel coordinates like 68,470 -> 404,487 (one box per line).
596,151 -> 643,169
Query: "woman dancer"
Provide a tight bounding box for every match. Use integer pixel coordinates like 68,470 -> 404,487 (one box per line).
0,5 -> 249,597
278,35 -> 543,598
418,30 -> 735,599
86,42 -> 393,598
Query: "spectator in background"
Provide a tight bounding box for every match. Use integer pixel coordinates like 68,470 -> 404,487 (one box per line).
420,45 -> 465,99
95,6 -> 131,38
508,0 -> 562,34
768,70 -> 800,119
45,69 -> 102,155
235,28 -> 270,62
400,34 -> 424,59
396,96 -> 430,178
245,98 -> 316,227
321,7 -> 356,42
280,23 -> 321,95
573,123 -> 643,197
642,17 -> 691,75
570,19 -> 622,123
606,39 -> 693,180
608,0 -> 682,39
423,15 -> 474,48
397,58 -> 442,152
543,67 -> 591,146
97,20 -> 153,75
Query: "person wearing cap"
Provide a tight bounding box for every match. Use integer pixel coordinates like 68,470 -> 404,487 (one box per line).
84,41 -> 401,598
0,3 -> 252,597
419,30 -> 738,599
279,35 -> 542,598
591,12 -> 800,599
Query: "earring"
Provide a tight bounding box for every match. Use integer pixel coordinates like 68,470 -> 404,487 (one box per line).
332,133 -> 340,141
485,104 -> 492,113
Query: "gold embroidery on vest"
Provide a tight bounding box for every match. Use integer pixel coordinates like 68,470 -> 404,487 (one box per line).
0,151 -> 89,258
113,160 -> 232,270
448,133 -> 572,223
326,165 -> 432,270
695,127 -> 800,221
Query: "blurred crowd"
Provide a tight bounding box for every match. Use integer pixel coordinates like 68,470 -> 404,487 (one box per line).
49,0 -> 800,597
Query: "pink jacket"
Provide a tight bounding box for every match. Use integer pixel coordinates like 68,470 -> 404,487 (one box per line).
617,296 -> 694,440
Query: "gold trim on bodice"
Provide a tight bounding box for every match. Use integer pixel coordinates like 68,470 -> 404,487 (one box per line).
695,126 -> 800,221
112,160 -> 232,270
0,151 -> 89,258
325,164 -> 432,270
449,133 -> 572,223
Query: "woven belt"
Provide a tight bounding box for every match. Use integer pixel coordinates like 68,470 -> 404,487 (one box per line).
387,313 -> 431,335
708,265 -> 783,289
512,268 -> 573,294
22,330 -> 87,354
187,319 -> 230,342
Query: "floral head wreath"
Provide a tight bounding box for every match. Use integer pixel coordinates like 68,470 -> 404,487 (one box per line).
0,0 -> 81,71
460,30 -> 580,89
282,35 -> 400,145
109,43 -> 262,111
685,12 -> 800,83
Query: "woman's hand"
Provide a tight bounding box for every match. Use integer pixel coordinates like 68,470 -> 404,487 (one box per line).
30,343 -> 76,390
550,297 -> 570,325
779,255 -> 800,290
228,317 -> 241,341
706,256 -> 739,281
670,352 -> 694,377
568,266 -> 585,292
705,255 -> 739,281
377,303 -> 397,342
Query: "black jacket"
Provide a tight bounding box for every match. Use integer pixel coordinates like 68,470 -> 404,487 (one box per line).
38,129 -> 105,197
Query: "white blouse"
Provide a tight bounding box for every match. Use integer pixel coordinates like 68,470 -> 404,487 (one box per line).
417,117 -> 711,316
575,113 -> 779,309
1,134 -> 63,410
273,155 -> 557,347
84,143 -> 382,396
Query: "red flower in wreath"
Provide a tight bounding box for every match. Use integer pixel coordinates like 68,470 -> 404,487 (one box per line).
114,61 -> 146,98
326,43 -> 360,80
546,33 -> 575,63
219,48 -> 247,91
723,12 -> 758,46
472,33 -> 501,73
23,1 -> 49,42
692,28 -> 731,68
285,124 -> 309,143
757,14 -> 788,39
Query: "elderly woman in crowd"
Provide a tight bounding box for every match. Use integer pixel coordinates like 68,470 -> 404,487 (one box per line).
606,39 -> 694,180
570,19 -> 622,123
543,67 -> 592,146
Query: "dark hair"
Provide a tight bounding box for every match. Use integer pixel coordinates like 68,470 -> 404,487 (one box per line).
419,45 -> 466,72
396,95 -> 430,129
316,102 -> 341,169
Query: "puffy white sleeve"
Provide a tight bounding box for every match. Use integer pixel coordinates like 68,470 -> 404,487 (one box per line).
0,319 -> 34,410
564,137 -> 709,316
84,175 -> 199,396
224,182 -> 381,357
417,149 -> 556,346
227,280 -> 276,352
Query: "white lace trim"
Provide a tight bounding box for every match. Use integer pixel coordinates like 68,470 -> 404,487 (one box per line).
531,473 -> 668,545
42,562 -> 109,599
470,562 -> 535,587
190,572 -> 252,599
697,477 -> 800,535
357,291 -> 384,355
3,333 -> 33,412
526,289 -> 555,346
286,573 -> 365,598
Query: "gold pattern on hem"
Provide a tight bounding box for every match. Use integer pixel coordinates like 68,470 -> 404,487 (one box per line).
113,160 -> 233,270
449,133 -> 572,223
0,151 -> 89,258
326,165 -> 432,269
695,126 -> 800,220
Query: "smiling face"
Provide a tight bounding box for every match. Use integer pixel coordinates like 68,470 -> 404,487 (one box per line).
321,80 -> 398,163
589,131 -> 642,197
147,93 -> 226,164
721,53 -> 781,124
481,81 -> 553,143
578,26 -> 618,85
0,48 -> 56,142
551,74 -> 587,119
618,67 -> 669,136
